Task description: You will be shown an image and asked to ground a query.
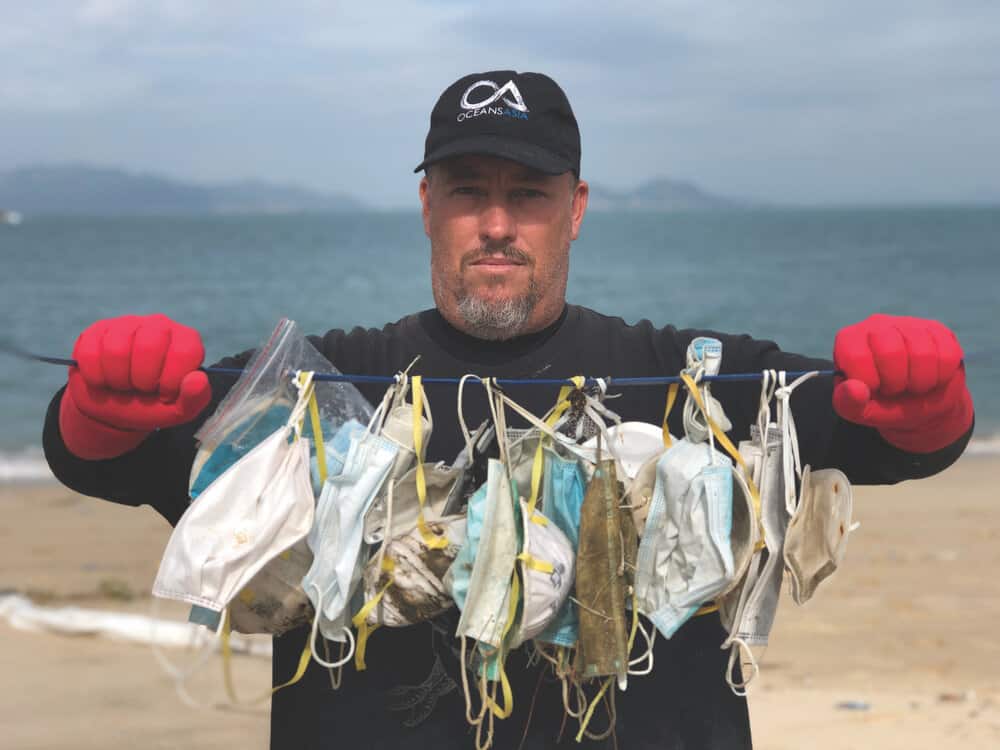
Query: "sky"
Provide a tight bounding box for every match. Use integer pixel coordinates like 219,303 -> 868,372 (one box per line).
2,1 -> 999,208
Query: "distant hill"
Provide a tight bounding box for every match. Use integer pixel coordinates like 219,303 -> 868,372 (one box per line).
0,165 -> 365,216
587,178 -> 738,211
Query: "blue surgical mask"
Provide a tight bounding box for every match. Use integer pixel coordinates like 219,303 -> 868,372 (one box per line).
442,482 -> 486,614
536,450 -> 586,647
301,427 -> 399,642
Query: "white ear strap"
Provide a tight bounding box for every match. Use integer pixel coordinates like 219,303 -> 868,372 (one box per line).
775,370 -> 820,515
456,374 -> 481,463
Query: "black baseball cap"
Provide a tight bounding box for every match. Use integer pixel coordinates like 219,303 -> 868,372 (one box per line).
414,70 -> 581,177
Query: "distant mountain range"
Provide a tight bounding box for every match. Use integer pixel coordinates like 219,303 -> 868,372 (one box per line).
587,178 -> 738,211
0,164 -> 738,216
0,165 -> 365,216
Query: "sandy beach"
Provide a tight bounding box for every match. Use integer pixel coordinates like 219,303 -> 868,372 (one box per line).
1,456 -> 997,749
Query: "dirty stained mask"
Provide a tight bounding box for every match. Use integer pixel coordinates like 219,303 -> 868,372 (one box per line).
634,438 -> 735,639
364,461 -> 461,545
536,450 -> 588,647
226,538 -> 315,635
448,459 -> 519,649
783,465 -> 854,605
574,459 -> 633,689
363,515 -> 467,628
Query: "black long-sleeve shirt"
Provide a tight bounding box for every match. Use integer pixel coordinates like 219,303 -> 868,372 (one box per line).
43,304 -> 971,749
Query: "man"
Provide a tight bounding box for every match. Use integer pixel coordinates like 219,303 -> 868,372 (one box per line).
44,71 -> 973,748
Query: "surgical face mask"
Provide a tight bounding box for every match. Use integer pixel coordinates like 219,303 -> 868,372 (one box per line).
301,418 -> 399,642
574,459 -> 632,689
634,439 -> 735,639
363,386 -> 433,547
536,450 -> 587,648
154,375 -> 318,625
449,458 -> 519,649
442,483 -> 486,616
784,466 -> 854,605
683,337 -> 733,442
724,424 -> 785,645
311,418 -> 365,494
201,418 -> 362,635
362,515 -> 467,628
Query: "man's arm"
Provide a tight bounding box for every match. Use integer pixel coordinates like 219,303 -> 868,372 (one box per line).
714,316 -> 973,486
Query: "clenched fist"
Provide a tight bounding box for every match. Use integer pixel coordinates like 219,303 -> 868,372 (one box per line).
60,314 -> 212,459
832,314 -> 973,453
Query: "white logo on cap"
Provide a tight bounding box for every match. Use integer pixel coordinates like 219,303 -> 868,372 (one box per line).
460,80 -> 529,113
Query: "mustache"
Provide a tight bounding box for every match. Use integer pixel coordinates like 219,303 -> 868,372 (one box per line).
461,244 -> 532,268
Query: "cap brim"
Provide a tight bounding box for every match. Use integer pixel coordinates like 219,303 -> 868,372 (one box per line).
414,135 -> 573,175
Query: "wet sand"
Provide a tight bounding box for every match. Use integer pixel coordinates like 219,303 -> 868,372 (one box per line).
1,456 -> 998,749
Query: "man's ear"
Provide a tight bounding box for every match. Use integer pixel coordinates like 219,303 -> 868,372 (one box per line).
419,175 -> 432,237
570,179 -> 589,241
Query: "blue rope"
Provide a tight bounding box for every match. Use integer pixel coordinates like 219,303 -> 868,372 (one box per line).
1,345 -> 839,387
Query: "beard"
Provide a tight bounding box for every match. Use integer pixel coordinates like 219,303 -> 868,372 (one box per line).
454,244 -> 540,341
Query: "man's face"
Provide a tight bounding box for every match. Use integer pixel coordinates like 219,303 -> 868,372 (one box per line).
420,154 -> 588,340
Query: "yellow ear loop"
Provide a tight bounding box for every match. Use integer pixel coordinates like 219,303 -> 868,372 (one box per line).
661,382 -> 679,448
412,376 -> 448,550
294,372 -> 327,485
679,372 -> 764,549
482,569 -> 520,720
521,374 -> 584,526
307,384 -> 327,485
574,676 -> 615,743
220,607 -> 312,706
350,556 -> 396,671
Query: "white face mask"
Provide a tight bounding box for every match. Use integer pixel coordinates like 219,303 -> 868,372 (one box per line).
784,465 -> 855,605
301,387 -> 400,643
724,424 -> 785,643
634,438 -> 736,638
580,421 -> 665,480
153,373 -> 318,625
724,370 -> 805,644
511,498 -> 575,648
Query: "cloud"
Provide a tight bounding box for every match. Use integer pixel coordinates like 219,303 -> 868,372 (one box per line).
1,1 -> 998,204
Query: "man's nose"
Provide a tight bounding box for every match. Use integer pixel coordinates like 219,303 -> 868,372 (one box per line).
479,201 -> 516,246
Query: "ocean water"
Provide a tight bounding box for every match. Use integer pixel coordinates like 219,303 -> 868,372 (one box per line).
2,207 -> 998,480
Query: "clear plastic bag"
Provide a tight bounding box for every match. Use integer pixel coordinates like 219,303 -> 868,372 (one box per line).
190,318 -> 373,499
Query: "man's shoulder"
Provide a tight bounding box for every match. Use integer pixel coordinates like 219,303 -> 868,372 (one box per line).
308,311 -> 429,371
568,304 -> 682,340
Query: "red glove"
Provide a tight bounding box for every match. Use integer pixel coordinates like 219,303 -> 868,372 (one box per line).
833,314 -> 973,453
60,314 -> 212,460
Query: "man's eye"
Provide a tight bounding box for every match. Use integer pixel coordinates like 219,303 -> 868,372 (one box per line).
451,186 -> 483,197
512,188 -> 545,199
